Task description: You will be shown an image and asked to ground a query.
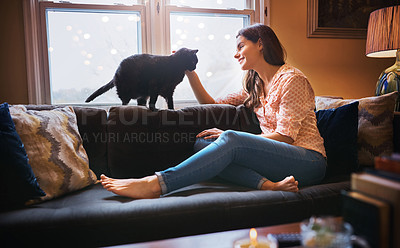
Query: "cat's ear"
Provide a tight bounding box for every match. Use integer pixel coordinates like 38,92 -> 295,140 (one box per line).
192,49 -> 199,54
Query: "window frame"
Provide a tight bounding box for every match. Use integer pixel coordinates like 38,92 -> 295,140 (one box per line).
163,5 -> 256,108
23,0 -> 269,105
164,6 -> 256,53
38,1 -> 147,104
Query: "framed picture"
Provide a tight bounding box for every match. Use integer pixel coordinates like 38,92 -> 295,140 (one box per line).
307,0 -> 399,39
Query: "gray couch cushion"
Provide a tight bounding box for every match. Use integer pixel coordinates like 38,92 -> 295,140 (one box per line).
0,180 -> 349,247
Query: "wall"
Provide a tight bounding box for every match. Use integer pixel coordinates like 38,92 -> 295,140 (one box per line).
0,0 -> 395,104
0,1 -> 29,104
269,0 -> 393,99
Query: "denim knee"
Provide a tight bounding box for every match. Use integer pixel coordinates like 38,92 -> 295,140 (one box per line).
193,130 -> 241,154
216,130 -> 243,149
219,130 -> 240,142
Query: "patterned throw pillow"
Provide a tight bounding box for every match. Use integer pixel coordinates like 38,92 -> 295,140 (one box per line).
315,92 -> 398,166
9,105 -> 97,203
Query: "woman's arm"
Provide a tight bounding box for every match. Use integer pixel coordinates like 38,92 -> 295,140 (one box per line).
186,71 -> 216,104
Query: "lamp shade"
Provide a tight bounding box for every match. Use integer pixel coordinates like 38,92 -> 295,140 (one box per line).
366,5 -> 400,58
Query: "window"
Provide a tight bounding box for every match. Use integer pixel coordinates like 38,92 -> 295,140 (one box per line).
24,0 -> 269,106
45,7 -> 143,104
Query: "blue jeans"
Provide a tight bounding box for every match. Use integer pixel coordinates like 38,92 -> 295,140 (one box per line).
155,130 -> 326,194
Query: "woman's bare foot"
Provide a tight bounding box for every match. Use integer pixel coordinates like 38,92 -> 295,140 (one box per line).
100,174 -> 162,199
261,176 -> 299,192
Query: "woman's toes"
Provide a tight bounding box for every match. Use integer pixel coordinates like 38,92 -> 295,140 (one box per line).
287,175 -> 295,182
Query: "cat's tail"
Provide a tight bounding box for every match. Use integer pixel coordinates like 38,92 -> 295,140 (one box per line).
85,79 -> 115,103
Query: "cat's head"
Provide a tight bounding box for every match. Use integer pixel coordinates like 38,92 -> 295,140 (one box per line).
174,48 -> 199,71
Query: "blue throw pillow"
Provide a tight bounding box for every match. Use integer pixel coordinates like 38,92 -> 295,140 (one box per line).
315,101 -> 359,177
0,103 -> 45,209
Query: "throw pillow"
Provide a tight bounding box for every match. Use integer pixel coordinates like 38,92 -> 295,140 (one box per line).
0,103 -> 45,208
314,96 -> 343,110
9,105 -> 97,203
315,91 -> 398,166
315,101 -> 359,177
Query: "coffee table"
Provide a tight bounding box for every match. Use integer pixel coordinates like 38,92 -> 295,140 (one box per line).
110,221 -> 304,248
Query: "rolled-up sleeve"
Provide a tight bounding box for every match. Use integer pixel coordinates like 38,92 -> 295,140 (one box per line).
215,89 -> 248,106
275,75 -> 315,141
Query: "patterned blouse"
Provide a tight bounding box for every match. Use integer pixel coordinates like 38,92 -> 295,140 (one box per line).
215,64 -> 326,157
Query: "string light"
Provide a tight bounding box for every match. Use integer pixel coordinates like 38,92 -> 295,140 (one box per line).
101,16 -> 109,23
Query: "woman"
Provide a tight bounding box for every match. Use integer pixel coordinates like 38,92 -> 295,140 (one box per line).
100,24 -> 327,199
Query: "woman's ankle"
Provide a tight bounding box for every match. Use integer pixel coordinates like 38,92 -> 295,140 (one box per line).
260,180 -> 276,190
147,175 -> 162,196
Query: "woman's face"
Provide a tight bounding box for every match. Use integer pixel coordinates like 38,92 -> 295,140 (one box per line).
234,35 -> 263,71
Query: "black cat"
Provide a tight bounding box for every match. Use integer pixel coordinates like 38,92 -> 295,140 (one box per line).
85,48 -> 198,111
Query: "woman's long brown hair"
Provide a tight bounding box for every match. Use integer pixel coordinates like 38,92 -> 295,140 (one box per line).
237,24 -> 286,109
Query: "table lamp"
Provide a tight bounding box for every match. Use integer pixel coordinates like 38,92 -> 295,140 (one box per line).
366,5 -> 400,111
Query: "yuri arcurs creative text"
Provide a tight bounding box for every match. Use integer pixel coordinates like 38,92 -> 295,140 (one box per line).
82,132 -> 198,144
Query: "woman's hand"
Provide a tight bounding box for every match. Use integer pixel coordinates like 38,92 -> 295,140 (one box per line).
197,128 -> 224,139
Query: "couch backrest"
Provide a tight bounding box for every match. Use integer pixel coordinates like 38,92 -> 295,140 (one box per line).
73,107 -> 108,177
25,104 -> 399,179
105,104 -> 261,178
74,106 -> 400,179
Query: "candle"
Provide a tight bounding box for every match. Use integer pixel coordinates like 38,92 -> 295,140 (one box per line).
233,228 -> 277,248
250,228 -> 257,247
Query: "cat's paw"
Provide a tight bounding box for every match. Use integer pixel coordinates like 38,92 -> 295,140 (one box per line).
149,106 -> 159,112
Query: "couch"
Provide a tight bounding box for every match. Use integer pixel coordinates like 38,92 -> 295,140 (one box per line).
1,92 -> 398,247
